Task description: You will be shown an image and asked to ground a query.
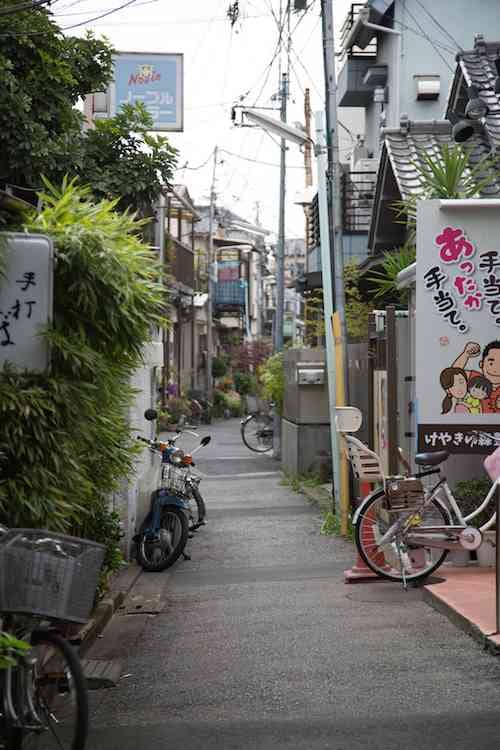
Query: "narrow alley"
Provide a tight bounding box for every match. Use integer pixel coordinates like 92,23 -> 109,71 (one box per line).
88,420 -> 500,749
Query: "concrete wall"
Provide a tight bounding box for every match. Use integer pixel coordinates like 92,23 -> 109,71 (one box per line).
282,419 -> 332,476
112,340 -> 163,558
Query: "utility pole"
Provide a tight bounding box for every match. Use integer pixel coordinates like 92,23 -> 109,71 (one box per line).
320,0 -> 348,400
274,71 -> 288,352
206,146 -> 218,402
304,88 -> 313,191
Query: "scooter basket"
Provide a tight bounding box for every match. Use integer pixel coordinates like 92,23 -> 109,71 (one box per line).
383,476 -> 424,512
0,529 -> 105,624
161,463 -> 189,496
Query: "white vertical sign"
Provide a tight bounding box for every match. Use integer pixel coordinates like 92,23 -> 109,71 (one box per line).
416,200 -> 500,453
0,233 -> 53,371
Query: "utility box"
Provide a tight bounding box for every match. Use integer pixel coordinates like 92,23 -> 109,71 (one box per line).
282,348 -> 331,476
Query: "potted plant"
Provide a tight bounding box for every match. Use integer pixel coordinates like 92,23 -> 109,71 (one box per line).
454,478 -> 495,567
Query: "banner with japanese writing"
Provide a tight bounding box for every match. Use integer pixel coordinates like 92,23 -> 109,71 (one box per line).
111,52 -> 183,132
416,200 -> 500,453
0,234 -> 53,371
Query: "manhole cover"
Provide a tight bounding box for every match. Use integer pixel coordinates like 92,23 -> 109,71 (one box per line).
345,582 -> 424,604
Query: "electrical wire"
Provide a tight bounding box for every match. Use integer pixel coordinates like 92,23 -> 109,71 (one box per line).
0,0 -> 51,16
402,6 -> 455,73
54,0 -> 158,14
0,0 -> 140,32
220,148 -> 305,169
392,18 -> 457,56
413,0 -> 463,52
178,151 -> 215,172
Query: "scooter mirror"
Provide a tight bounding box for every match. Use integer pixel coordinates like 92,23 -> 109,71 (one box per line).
144,409 -> 158,421
200,436 -> 211,447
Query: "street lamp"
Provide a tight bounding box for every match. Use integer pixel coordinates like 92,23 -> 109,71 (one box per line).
240,109 -> 311,147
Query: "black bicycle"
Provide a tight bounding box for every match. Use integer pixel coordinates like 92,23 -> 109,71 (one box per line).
240,403 -> 274,454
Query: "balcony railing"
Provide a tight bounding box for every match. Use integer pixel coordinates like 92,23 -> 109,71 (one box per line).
215,280 -> 245,308
169,238 -> 195,291
340,3 -> 377,60
342,171 -> 376,234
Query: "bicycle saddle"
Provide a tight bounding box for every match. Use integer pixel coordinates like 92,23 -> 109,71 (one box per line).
414,450 -> 449,467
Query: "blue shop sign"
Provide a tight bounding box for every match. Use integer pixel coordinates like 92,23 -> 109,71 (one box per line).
112,52 -> 183,132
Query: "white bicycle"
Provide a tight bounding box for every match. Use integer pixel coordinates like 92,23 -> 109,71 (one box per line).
338,408 -> 498,587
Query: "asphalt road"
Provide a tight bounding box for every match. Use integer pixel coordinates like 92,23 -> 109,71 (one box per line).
87,419 -> 500,749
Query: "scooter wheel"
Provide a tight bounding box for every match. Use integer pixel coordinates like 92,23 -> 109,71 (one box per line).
136,506 -> 189,572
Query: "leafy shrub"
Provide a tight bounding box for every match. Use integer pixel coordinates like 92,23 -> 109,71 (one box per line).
258,352 -> 285,415
454,478 -> 492,529
233,371 -> 257,396
224,390 -> 243,417
212,356 -> 228,378
217,376 -> 233,393
0,179 -> 164,577
75,502 -> 124,597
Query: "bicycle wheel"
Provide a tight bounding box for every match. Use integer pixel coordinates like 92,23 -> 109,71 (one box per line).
355,492 -> 451,583
11,629 -> 88,750
137,506 -> 189,572
241,414 -> 274,453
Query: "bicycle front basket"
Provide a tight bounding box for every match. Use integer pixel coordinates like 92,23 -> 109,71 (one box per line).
0,529 -> 105,624
161,463 -> 190,496
383,477 -> 424,512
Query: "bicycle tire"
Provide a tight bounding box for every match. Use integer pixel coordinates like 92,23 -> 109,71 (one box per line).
137,506 -> 189,572
355,492 -> 451,584
241,413 -> 274,454
9,629 -> 88,750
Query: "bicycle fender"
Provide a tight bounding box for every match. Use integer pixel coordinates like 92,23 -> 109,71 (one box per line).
352,488 -> 385,526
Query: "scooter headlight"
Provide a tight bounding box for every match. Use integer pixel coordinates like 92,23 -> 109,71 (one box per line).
170,448 -> 185,466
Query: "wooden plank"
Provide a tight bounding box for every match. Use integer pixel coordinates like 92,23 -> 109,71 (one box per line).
81,659 -> 123,689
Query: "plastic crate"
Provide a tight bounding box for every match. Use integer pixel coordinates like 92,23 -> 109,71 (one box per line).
0,529 -> 105,624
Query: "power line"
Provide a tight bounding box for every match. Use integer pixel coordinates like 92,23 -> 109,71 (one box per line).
178,151 -> 215,171
0,0 -> 52,16
392,17 -> 457,55
220,148 -> 305,169
402,6 -> 455,73
413,0 -> 463,52
0,0 -> 139,33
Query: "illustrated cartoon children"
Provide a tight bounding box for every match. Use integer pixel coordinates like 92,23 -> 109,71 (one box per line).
439,367 -> 470,415
452,341 -> 500,413
463,375 -> 492,415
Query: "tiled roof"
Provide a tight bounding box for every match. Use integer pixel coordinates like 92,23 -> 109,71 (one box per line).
383,119 -> 500,201
454,37 -> 500,151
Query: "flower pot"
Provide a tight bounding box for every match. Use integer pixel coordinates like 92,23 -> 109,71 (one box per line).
477,530 -> 496,568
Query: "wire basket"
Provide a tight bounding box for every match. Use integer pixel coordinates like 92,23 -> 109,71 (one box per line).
0,529 -> 105,624
161,463 -> 190,497
383,477 -> 424,513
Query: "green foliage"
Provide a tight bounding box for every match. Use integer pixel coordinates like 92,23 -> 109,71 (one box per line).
454,478 -> 492,529
76,504 -> 124,597
0,632 -> 31,670
0,180 -> 164,582
258,352 -> 285,415
344,262 -> 370,338
304,292 -> 325,346
368,242 -> 416,303
0,5 -> 113,190
320,511 -> 354,540
79,103 -> 178,218
212,356 -> 228,378
233,371 -> 257,396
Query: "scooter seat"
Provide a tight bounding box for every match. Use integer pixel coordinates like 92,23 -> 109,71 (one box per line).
414,451 -> 449,467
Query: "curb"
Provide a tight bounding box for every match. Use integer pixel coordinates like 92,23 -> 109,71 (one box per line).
77,564 -> 142,657
299,483 -> 333,515
422,586 -> 500,655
